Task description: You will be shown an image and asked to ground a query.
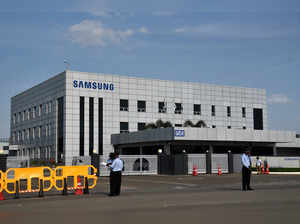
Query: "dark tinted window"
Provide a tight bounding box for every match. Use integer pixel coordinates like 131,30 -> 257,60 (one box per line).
137,100 -> 146,112
138,122 -> 146,131
158,102 -> 166,113
211,105 -> 215,116
120,122 -> 129,133
80,97 -> 84,156
120,99 -> 128,111
227,106 -> 231,117
194,104 -> 201,115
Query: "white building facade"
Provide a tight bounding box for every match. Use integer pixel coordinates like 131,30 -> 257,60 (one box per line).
10,70 -> 276,165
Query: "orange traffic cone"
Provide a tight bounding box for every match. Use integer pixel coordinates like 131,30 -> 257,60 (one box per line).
0,183 -> 4,200
217,167 -> 222,176
266,164 -> 270,175
75,176 -> 83,195
192,165 -> 198,176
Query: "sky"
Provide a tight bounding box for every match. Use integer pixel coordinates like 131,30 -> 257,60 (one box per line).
1,0 -> 300,137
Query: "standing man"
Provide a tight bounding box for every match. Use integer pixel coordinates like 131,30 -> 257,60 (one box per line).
241,149 -> 254,191
106,152 -> 115,196
108,153 -> 123,196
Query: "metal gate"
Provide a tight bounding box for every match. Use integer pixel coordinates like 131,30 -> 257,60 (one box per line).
188,154 -> 206,174
158,154 -> 188,175
212,154 -> 228,173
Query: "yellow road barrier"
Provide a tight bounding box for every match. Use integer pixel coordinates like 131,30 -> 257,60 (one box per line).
4,167 -> 54,195
0,170 -> 4,192
53,165 -> 97,193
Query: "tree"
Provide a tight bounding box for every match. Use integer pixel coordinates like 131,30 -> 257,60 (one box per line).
183,120 -> 207,128
195,120 -> 207,128
145,119 -> 173,129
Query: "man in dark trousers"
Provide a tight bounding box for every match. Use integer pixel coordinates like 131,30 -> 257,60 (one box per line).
106,152 -> 115,196
241,149 -> 254,191
108,153 -> 123,196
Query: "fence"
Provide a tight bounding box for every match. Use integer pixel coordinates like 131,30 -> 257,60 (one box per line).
120,155 -> 158,175
251,156 -> 300,168
188,154 -> 206,174
7,156 -> 29,169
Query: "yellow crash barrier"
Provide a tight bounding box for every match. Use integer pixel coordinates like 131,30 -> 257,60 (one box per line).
0,170 -> 4,192
4,167 -> 54,195
53,165 -> 97,192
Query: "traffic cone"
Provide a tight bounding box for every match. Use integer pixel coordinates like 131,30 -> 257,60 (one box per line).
75,176 -> 83,195
266,164 -> 270,175
0,183 -> 4,200
217,167 -> 222,176
192,165 -> 198,176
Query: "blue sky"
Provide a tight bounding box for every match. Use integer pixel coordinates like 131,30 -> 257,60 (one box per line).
1,0 -> 300,137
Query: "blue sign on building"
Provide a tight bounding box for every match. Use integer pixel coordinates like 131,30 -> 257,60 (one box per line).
175,129 -> 185,137
73,80 -> 114,91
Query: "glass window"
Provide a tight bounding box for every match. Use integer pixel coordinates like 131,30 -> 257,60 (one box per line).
120,122 -> 129,133
211,105 -> 215,116
212,125 -> 216,128
175,124 -> 182,127
227,126 -> 231,129
242,107 -> 246,118
175,103 -> 183,114
137,100 -> 146,112
120,99 -> 128,111
39,104 -> 42,116
158,102 -> 166,113
194,104 -> 201,115
138,122 -> 146,131
227,106 -> 231,117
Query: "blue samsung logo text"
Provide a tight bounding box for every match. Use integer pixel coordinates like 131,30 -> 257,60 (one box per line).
73,80 -> 114,91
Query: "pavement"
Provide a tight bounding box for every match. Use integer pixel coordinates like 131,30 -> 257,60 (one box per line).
1,173 -> 300,224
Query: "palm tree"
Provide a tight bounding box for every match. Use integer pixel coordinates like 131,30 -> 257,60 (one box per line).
184,120 -> 194,127
183,120 -> 207,128
194,120 -> 207,128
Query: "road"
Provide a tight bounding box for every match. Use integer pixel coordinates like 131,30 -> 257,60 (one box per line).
1,174 -> 300,224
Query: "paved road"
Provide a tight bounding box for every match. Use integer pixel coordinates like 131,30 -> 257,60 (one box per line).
1,174 -> 300,224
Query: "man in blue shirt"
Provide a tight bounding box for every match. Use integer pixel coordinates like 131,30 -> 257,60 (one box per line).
108,153 -> 124,196
241,149 -> 254,191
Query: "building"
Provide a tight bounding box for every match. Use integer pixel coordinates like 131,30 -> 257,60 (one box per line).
10,70 -> 300,166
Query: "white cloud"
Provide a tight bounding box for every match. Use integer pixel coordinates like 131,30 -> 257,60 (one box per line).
174,24 -> 300,39
68,20 -> 150,47
268,94 -> 292,104
138,27 -> 150,34
68,20 -> 134,47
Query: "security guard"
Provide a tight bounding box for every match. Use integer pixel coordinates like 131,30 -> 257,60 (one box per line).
108,153 -> 123,196
241,149 -> 254,191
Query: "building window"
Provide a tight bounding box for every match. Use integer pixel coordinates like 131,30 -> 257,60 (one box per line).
175,103 -> 183,114
23,110 -> 25,121
211,105 -> 216,116
28,108 -> 31,120
33,107 -> 36,118
137,100 -> 146,112
120,99 -> 128,111
120,122 -> 129,133
57,97 -> 64,162
98,98 -> 103,155
89,97 -> 94,156
212,125 -> 216,128
227,126 -> 231,129
227,106 -> 231,117
194,104 -> 201,115
18,112 -> 21,122
80,97 -> 85,156
33,127 -> 36,139
28,128 -> 31,139
13,114 -> 16,124
175,124 -> 182,127
39,126 -> 42,138
49,102 -> 52,113
39,104 -> 42,116
138,122 -> 146,131
158,102 -> 166,113
242,107 -> 246,118
243,126 -> 246,130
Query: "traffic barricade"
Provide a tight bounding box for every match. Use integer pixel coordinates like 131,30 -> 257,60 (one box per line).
0,170 -> 4,193
4,167 -> 54,198
53,165 -> 97,195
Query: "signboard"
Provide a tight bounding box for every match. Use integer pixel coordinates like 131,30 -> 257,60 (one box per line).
174,130 -> 185,137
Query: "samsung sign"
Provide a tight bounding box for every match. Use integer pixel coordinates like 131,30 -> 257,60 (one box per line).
175,130 -> 185,137
73,80 -> 114,91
